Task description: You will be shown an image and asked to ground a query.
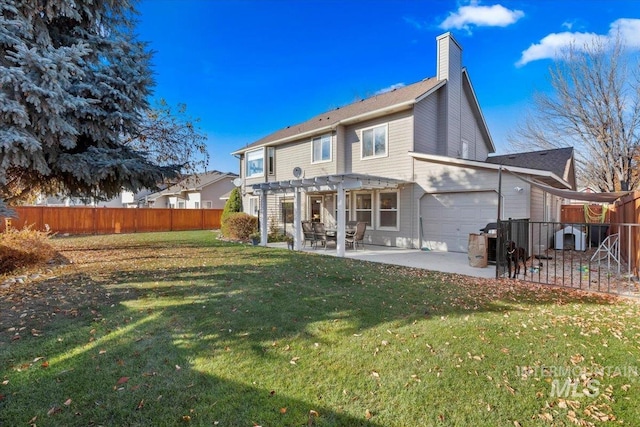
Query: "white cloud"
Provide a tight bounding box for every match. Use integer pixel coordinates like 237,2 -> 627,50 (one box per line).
375,83 -> 405,95
439,2 -> 524,32
517,18 -> 640,66
611,18 -> 640,49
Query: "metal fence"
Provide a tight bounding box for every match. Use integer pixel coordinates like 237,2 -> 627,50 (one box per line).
495,219 -> 640,298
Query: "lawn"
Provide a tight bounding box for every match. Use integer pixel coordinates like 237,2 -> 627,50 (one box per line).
1,231 -> 639,426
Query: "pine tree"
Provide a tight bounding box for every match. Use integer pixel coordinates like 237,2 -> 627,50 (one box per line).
0,0 -> 180,211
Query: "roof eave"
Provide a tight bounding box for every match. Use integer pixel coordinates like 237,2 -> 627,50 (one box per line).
409,151 -> 571,189
231,99 -> 417,155
461,69 -> 496,153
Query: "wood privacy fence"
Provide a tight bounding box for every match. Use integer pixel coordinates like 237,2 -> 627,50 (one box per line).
1,206 -> 223,235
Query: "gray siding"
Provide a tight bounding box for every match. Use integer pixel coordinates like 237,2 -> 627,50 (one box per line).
413,160 -> 529,220
461,86 -> 490,161
345,110 -> 414,180
414,94 -> 439,155
200,178 -> 236,209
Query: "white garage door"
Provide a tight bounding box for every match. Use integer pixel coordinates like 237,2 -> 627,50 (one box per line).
421,191 -> 498,252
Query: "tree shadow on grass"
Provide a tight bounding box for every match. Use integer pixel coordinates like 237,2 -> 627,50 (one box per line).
0,234 -> 624,426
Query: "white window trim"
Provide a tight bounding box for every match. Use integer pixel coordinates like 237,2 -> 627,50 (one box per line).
360,124 -> 388,160
461,139 -> 469,159
334,193 -> 351,222
267,147 -> 275,176
311,134 -> 332,164
246,148 -> 264,178
248,196 -> 259,216
377,190 -> 399,231
354,191 -> 373,229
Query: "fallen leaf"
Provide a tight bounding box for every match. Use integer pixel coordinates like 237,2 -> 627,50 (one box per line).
136,399 -> 145,410
47,406 -> 61,416
365,409 -> 373,419
280,407 -> 287,414
116,376 -> 129,385
41,361 -> 49,368
64,398 -> 72,406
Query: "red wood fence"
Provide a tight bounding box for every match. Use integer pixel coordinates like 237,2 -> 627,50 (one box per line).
1,206 -> 222,235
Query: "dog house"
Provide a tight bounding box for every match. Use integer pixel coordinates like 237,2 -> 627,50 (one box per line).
554,225 -> 587,251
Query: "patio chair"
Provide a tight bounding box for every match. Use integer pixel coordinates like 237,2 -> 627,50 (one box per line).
313,222 -> 327,248
345,221 -> 366,250
302,221 -> 318,248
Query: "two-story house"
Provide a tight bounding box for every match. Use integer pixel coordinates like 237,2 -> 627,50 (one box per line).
144,170 -> 238,209
232,33 -> 576,256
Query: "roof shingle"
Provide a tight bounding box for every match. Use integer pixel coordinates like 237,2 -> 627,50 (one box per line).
486,147 -> 574,182
234,77 -> 441,153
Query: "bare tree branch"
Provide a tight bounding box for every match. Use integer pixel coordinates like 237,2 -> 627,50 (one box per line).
509,33 -> 640,191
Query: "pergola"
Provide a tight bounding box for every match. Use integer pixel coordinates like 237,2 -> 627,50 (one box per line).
251,173 -> 409,257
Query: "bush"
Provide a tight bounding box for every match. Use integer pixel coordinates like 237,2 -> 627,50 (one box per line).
224,213 -> 258,241
0,226 -> 54,275
220,187 -> 243,238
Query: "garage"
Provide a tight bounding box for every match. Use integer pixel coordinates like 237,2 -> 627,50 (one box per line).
420,191 -> 498,252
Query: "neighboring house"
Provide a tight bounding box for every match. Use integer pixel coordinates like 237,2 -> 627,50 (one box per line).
34,192 -> 141,208
144,170 -> 238,209
231,33 -> 576,255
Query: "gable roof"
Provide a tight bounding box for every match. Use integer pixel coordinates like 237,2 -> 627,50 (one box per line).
232,77 -> 444,154
486,147 -> 575,188
146,170 -> 238,200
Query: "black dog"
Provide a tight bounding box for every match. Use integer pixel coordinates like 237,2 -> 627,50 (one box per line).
506,240 -> 527,279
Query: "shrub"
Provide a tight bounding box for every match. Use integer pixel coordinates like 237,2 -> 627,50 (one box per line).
221,187 -> 243,238
0,226 -> 54,275
224,213 -> 258,241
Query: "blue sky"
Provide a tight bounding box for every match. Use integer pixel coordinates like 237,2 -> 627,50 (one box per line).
136,0 -> 640,174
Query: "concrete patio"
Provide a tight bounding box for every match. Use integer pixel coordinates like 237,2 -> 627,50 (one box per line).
268,242 -> 497,279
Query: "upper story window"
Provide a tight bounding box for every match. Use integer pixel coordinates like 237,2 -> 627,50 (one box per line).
246,149 -> 264,178
267,147 -> 275,175
361,124 -> 387,159
312,134 -> 332,163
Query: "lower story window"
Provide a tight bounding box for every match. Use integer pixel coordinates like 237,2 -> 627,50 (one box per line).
355,193 -> 372,226
378,191 -> 398,229
334,193 -> 350,222
249,197 -> 259,216
281,200 -> 294,224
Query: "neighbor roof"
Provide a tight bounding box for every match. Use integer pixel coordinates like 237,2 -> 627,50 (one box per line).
232,77 -> 443,154
147,170 -> 238,200
486,147 -> 574,186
